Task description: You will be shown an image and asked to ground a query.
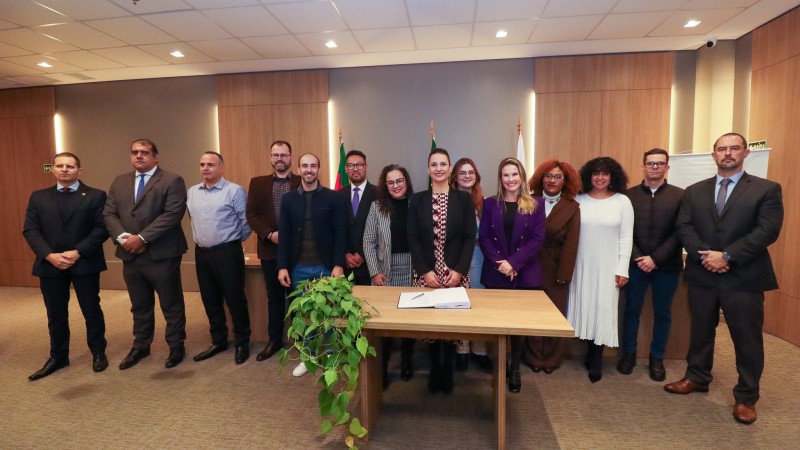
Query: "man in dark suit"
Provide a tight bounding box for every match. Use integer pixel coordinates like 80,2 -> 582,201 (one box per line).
246,140 -> 301,362
336,150 -> 376,286
665,133 -> 783,425
277,153 -> 345,377
104,138 -> 188,370
23,152 -> 109,380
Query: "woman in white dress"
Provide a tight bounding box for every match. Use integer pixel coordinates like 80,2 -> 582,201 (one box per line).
568,157 -> 633,383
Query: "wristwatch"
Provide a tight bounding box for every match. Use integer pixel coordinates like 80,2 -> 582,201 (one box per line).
722,251 -> 731,262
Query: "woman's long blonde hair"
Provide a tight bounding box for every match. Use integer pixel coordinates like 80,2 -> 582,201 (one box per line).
496,157 -> 537,215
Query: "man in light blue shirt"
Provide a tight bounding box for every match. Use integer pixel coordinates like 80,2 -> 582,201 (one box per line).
187,151 -> 253,365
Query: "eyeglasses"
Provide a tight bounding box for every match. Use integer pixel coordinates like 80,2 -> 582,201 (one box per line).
346,162 -> 365,170
386,178 -> 406,187
458,170 -> 476,177
270,153 -> 290,159
644,161 -> 667,168
543,173 -> 564,180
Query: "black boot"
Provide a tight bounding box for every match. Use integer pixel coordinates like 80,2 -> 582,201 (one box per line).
617,353 -> 636,375
440,342 -> 455,395
649,357 -> 666,382
400,338 -> 414,381
587,342 -> 604,383
508,336 -> 524,393
382,338 -> 392,390
428,341 -> 441,394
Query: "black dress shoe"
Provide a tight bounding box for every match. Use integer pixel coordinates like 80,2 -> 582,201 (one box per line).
29,357 -> 70,381
256,341 -> 281,361
508,369 -> 522,393
165,346 -> 185,368
235,345 -> 250,365
617,353 -> 636,375
119,347 -> 150,370
93,353 -> 108,373
455,353 -> 469,372
649,357 -> 666,382
193,343 -> 229,362
471,354 -> 493,373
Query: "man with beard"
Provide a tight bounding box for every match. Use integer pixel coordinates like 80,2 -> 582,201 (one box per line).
664,133 -> 783,425
246,140 -> 300,362
336,150 -> 376,286
277,153 -> 345,376
618,148 -> 684,381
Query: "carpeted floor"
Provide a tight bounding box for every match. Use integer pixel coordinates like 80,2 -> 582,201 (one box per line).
0,286 -> 798,449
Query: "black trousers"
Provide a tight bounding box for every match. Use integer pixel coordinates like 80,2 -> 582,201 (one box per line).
345,263 -> 371,287
195,242 -> 251,346
39,271 -> 106,361
686,284 -> 764,405
122,253 -> 186,350
260,259 -> 288,345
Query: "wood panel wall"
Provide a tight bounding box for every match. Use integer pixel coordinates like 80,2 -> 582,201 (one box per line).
750,6 -> 800,346
217,70 -> 329,254
0,87 -> 56,287
535,52 -> 673,178
534,52 -> 684,358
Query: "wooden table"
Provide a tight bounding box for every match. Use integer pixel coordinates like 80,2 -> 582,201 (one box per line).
353,286 -> 574,450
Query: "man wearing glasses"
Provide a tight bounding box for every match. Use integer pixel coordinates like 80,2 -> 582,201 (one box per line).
246,140 -> 300,362
336,150 -> 376,286
104,138 -> 188,370
618,148 -> 684,381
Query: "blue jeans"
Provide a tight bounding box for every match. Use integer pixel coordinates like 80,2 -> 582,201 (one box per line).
290,264 -> 332,354
621,264 -> 679,360
290,264 -> 331,292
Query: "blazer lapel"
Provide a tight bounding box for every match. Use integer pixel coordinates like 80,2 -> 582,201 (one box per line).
61,183 -> 90,225
134,168 -> 161,209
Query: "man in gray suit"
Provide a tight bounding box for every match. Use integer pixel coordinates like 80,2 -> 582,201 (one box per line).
104,139 -> 188,370
664,133 -> 783,425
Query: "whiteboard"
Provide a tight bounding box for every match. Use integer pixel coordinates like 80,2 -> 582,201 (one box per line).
667,149 -> 772,189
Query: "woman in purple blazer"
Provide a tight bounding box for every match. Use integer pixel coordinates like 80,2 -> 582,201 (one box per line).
479,157 -> 546,393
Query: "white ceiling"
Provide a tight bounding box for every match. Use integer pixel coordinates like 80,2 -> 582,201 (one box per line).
0,0 -> 798,89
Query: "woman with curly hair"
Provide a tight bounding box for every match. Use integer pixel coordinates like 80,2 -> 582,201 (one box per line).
569,156 -> 633,383
363,164 -> 415,390
523,159 -> 581,374
478,157 -> 545,392
449,158 -> 492,373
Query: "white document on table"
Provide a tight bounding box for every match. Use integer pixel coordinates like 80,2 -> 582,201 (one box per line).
397,287 -> 471,309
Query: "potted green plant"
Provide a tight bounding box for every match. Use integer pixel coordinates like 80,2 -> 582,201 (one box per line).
278,274 -> 377,449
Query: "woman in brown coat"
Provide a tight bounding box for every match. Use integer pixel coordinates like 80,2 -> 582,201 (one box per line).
523,159 -> 581,373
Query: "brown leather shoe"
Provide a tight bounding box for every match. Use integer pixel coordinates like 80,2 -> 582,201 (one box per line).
733,403 -> 757,424
664,378 -> 709,394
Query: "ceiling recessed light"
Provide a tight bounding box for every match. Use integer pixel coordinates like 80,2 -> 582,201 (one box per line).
170,50 -> 185,58
325,40 -> 338,49
37,61 -> 53,68
496,30 -> 508,38
684,19 -> 702,28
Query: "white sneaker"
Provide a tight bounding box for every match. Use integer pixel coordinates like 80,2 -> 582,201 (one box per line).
292,361 -> 309,377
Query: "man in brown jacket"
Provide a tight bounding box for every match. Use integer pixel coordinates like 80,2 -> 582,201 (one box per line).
246,140 -> 300,361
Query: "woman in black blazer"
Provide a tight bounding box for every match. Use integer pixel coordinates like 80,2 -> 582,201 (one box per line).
408,148 -> 477,394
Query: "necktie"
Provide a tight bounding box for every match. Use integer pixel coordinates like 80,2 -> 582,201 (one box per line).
135,174 -> 146,203
60,187 -> 71,193
352,187 -> 360,215
716,178 -> 730,216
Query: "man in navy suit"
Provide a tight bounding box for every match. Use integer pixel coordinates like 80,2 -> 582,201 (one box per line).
336,150 -> 376,286
665,133 -> 784,425
23,152 -> 109,380
277,153 -> 345,377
